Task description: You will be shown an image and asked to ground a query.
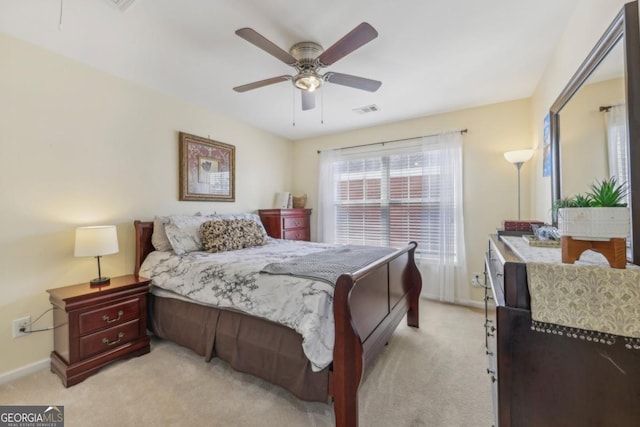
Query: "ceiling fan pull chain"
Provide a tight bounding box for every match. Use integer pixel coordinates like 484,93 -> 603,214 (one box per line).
292,85 -> 296,127
321,88 -> 324,125
58,0 -> 64,31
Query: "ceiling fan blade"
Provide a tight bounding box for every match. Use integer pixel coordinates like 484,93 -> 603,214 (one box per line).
317,23 -> 378,67
301,90 -> 316,110
325,72 -> 382,92
233,75 -> 291,92
235,28 -> 297,66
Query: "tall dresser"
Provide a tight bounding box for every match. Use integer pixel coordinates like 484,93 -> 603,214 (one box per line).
258,208 -> 312,241
484,234 -> 640,427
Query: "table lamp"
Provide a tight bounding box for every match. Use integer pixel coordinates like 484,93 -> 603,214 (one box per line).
74,225 -> 119,287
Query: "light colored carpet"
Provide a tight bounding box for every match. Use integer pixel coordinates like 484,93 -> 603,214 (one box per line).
0,299 -> 493,427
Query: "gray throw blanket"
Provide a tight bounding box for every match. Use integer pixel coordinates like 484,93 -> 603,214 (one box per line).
260,245 -> 395,286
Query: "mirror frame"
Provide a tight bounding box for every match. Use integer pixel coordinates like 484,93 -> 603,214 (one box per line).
550,0 -> 640,264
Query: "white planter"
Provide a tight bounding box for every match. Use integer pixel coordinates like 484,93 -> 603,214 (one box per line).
557,207 -> 630,240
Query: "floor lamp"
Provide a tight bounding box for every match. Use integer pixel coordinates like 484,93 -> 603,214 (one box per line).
504,149 -> 535,220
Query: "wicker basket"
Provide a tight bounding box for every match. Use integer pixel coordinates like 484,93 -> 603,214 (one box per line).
292,194 -> 307,209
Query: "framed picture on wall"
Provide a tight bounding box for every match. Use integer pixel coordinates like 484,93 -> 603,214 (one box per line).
542,113 -> 551,177
178,132 -> 235,202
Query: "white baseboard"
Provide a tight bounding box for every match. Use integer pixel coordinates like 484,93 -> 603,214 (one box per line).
0,358 -> 49,386
421,294 -> 485,309
454,298 -> 485,309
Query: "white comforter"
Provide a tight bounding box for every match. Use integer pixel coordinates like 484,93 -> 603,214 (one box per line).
139,238 -> 337,371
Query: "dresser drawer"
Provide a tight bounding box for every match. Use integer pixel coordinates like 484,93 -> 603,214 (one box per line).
283,216 -> 309,230
283,229 -> 310,241
79,319 -> 140,360
78,298 -> 140,336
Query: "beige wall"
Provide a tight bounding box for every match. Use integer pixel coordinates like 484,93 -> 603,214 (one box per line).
0,34 -> 292,376
560,78 -> 624,197
531,0 -> 630,221
291,99 -> 532,305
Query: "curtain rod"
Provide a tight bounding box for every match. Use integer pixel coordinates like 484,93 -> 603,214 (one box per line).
599,103 -> 624,112
316,129 -> 468,154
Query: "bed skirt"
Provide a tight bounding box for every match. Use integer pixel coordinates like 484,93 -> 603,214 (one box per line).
147,293 -> 330,402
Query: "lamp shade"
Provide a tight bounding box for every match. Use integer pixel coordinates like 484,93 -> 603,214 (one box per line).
74,225 -> 119,257
504,149 -> 534,164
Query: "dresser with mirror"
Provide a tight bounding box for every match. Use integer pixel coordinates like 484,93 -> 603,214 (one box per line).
485,2 -> 640,425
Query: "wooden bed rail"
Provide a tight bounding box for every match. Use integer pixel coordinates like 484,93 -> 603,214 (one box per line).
331,242 -> 422,427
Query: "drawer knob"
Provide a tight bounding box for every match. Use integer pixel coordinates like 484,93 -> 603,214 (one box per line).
102,310 -> 124,324
491,375 -> 497,383
486,350 -> 494,356
102,332 -> 124,346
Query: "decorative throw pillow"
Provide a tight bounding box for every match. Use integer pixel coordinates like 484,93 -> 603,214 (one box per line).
209,213 -> 269,240
200,219 -> 267,253
164,214 -> 211,255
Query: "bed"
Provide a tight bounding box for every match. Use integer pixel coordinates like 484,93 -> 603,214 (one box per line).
133,218 -> 422,427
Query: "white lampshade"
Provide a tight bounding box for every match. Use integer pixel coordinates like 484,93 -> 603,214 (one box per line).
504,149 -> 535,164
74,225 -> 119,257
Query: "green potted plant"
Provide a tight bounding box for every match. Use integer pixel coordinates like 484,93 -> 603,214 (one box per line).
556,177 -> 629,240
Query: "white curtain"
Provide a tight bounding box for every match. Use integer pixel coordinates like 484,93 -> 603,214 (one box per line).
605,105 -> 631,259
605,105 -> 629,190
317,149 -> 339,243
317,132 -> 466,303
430,132 -> 466,302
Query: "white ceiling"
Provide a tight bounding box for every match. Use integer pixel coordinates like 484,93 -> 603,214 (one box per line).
0,0 -> 581,140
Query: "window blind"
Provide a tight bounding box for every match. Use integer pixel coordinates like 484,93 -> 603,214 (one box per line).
324,136 -> 460,260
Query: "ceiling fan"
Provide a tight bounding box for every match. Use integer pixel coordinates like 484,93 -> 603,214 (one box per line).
233,23 -> 382,111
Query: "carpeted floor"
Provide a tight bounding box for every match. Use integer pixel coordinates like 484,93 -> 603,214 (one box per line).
0,299 -> 493,427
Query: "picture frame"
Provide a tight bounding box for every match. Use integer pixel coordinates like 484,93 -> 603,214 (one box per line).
178,132 -> 235,202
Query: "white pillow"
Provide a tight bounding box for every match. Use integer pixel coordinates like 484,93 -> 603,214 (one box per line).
164,214 -> 212,255
151,216 -> 172,251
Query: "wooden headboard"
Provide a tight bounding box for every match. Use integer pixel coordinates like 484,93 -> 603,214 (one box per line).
134,220 -> 154,276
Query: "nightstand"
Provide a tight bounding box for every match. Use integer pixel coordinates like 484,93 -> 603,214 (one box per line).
258,208 -> 312,241
47,274 -> 151,387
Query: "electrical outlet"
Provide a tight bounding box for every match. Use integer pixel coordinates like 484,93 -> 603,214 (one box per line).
12,316 -> 31,338
471,272 -> 485,287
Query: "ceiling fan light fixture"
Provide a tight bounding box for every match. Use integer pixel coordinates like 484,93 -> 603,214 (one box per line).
293,72 -> 323,92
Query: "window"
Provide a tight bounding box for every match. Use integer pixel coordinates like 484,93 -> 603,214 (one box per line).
318,133 -> 465,263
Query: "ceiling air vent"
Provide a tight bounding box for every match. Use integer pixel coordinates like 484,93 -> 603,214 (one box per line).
353,104 -> 380,114
103,0 -> 137,12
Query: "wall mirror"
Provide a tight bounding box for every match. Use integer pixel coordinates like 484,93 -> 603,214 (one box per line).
550,0 -> 640,264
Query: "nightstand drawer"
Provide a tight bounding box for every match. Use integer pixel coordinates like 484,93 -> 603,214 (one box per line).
283,229 -> 310,241
79,319 -> 139,360
78,298 -> 140,336
283,216 -> 309,230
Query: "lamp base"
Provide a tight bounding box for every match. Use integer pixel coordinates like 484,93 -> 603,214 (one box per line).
90,277 -> 111,287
